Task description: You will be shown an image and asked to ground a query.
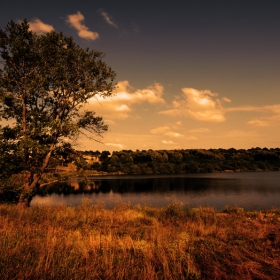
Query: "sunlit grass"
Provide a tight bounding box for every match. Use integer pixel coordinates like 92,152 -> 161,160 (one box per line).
0,201 -> 279,279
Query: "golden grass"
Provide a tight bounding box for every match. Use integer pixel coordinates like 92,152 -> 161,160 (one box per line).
0,201 -> 280,279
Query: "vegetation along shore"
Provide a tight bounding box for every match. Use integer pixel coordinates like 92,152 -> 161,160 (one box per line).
1,202 -> 280,280
66,147 -> 280,175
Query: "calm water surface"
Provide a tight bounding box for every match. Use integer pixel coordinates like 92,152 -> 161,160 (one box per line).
31,171 -> 280,210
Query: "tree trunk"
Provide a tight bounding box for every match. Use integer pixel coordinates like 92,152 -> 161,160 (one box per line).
22,98 -> 27,133
17,143 -> 55,208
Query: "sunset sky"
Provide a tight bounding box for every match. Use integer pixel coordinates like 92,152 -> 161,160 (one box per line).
1,0 -> 280,152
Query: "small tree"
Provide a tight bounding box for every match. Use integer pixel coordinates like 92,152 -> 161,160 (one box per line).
0,20 -> 116,207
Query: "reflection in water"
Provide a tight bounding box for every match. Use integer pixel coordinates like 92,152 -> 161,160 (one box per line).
31,172 -> 280,210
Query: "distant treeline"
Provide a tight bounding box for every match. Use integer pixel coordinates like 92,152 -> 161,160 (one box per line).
79,148 -> 280,174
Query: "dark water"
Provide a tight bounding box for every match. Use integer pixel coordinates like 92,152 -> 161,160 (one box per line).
31,171 -> 280,210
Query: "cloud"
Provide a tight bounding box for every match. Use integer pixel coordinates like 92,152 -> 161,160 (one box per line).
115,104 -> 131,112
165,131 -> 184,138
104,119 -> 115,125
114,81 -> 165,104
222,97 -> 231,103
99,9 -> 118,28
162,140 -> 174,144
105,143 -> 125,149
247,119 -> 270,127
151,126 -> 194,140
150,126 -> 170,134
29,19 -> 54,34
67,11 -> 99,40
151,124 -> 190,140
160,88 -> 229,122
226,103 -> 280,127
226,106 -> 265,113
226,104 -> 280,114
87,81 -> 165,119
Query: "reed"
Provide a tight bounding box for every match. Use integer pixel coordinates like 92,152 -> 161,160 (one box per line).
0,201 -> 279,279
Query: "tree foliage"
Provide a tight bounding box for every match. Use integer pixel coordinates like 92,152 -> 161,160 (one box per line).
87,148 -> 280,175
0,20 -> 116,206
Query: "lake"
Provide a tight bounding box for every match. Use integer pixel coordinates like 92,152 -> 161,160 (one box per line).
31,171 -> 280,210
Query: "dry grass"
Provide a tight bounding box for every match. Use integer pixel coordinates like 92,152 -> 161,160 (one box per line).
0,201 -> 280,279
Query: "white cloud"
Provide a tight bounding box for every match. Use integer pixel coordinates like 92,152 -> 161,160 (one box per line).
105,143 -> 125,149
222,97 -> 231,103
113,81 -> 165,104
150,126 -> 170,134
115,104 -> 131,112
162,140 -> 174,144
226,106 -> 265,113
104,119 -> 115,125
165,131 -> 184,138
29,19 -> 54,34
160,88 -> 229,122
67,11 -> 99,40
151,125 -> 184,140
226,103 -> 280,127
247,119 -> 270,127
226,104 -> 280,114
87,81 -> 165,120
99,9 -> 118,28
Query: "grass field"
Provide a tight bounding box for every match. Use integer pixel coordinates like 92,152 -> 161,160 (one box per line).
0,201 -> 280,279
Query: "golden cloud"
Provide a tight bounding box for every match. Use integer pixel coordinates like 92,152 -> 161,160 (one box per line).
105,143 -> 125,149
222,97 -> 232,103
113,81 -> 165,104
67,11 -> 99,40
159,88 -> 228,122
115,104 -> 131,112
165,131 -> 184,138
162,140 -> 174,144
150,126 -> 170,134
87,81 -> 165,120
29,19 -> 54,34
247,119 -> 270,127
99,9 -> 118,28
225,104 -> 280,114
226,103 -> 280,127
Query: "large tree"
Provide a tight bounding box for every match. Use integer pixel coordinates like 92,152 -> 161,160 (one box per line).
0,20 -> 116,207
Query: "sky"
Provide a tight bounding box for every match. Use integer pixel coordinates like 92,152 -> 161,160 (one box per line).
1,0 -> 280,153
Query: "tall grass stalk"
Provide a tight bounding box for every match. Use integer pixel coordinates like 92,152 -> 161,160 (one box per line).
0,202 -> 279,279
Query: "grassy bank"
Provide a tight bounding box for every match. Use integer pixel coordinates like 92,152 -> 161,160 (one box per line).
0,202 -> 280,279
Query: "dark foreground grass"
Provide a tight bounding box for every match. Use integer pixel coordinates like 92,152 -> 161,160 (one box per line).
0,201 -> 280,280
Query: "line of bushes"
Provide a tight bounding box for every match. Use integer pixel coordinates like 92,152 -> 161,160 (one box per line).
82,147 -> 280,174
